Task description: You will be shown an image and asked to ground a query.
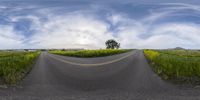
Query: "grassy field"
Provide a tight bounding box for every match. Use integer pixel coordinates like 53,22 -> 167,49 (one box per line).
144,49 -> 200,84
49,49 -> 132,58
0,51 -> 40,85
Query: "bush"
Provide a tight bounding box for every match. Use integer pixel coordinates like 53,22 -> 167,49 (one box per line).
49,49 -> 131,58
0,51 -> 40,84
144,49 -> 200,84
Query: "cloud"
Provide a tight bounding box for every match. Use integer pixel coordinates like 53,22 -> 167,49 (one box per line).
0,25 -> 24,49
1,2 -> 200,49
139,23 -> 200,49
28,14 -> 114,49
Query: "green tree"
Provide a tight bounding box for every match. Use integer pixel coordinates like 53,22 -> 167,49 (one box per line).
105,39 -> 120,49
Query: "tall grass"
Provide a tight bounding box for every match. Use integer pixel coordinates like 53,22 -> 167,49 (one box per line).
158,50 -> 200,57
144,49 -> 200,84
0,51 -> 40,85
49,49 -> 131,58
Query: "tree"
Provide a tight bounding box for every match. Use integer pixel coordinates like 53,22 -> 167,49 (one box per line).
105,39 -> 120,49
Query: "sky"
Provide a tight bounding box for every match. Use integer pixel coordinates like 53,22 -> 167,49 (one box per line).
0,0 -> 200,49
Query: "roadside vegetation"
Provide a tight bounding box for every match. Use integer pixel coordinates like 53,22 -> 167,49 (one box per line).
144,49 -> 200,84
0,51 -> 40,85
49,49 -> 131,58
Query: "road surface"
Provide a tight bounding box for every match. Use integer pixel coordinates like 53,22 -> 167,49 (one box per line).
0,50 -> 200,100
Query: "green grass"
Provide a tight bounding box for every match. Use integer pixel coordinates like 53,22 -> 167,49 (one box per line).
0,51 -> 40,85
144,49 -> 200,84
158,50 -> 200,57
49,49 -> 132,58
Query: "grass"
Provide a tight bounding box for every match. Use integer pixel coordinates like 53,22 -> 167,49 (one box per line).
0,51 -> 40,85
49,49 -> 132,58
144,49 -> 200,84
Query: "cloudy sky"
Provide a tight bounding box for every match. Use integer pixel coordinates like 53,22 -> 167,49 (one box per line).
0,0 -> 200,49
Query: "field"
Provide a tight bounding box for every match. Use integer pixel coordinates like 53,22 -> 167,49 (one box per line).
144,49 -> 200,84
49,49 -> 131,58
0,51 -> 40,85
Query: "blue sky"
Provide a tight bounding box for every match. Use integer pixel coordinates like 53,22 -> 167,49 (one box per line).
0,0 -> 200,49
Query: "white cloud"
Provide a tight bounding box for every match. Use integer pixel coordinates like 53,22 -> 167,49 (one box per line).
22,10 -> 200,49
147,23 -> 200,49
160,3 -> 200,11
1,3 -> 200,49
0,25 -> 24,49
114,20 -> 200,49
29,14 -> 114,49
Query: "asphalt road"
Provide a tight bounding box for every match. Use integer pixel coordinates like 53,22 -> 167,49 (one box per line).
0,50 -> 200,100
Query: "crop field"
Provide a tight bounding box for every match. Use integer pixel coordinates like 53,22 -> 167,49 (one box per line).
0,51 -> 40,85
49,49 -> 132,58
144,49 -> 200,84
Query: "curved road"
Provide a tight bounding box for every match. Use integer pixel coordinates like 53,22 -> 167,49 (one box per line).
0,50 -> 200,100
